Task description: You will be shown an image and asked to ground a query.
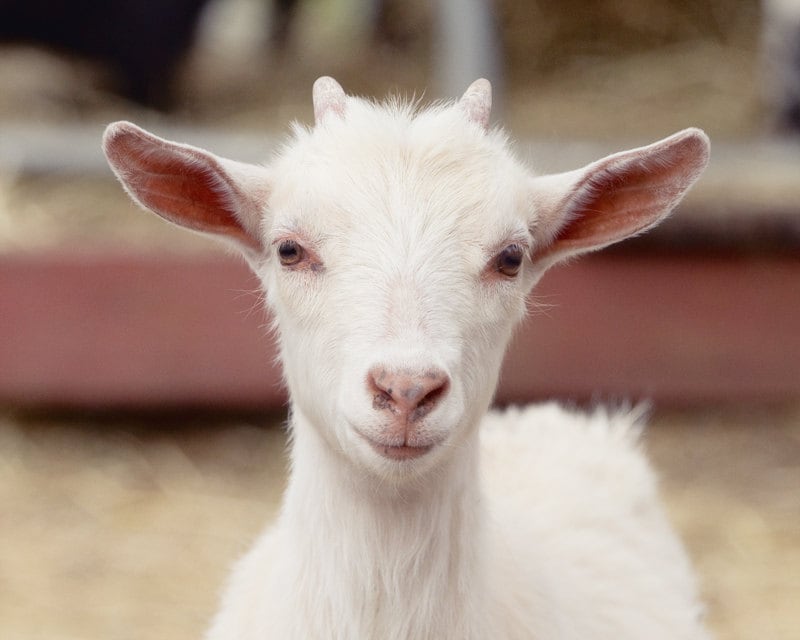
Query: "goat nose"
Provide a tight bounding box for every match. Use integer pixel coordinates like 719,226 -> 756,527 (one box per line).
368,367 -> 449,421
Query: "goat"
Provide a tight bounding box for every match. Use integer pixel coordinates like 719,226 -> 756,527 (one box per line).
103,77 -> 711,640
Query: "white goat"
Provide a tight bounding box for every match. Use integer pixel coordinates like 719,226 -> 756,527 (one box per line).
103,77 -> 711,640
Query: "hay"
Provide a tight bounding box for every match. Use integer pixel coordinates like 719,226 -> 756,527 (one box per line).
648,406 -> 800,640
0,415 -> 287,640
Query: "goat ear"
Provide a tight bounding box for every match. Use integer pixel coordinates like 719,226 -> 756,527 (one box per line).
529,128 -> 710,268
102,121 -> 269,256
313,76 -> 347,124
459,78 -> 491,130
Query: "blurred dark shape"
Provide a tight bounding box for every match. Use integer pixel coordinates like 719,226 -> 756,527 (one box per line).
270,0 -> 299,51
0,0 -> 498,110
762,0 -> 800,133
0,0 -> 215,109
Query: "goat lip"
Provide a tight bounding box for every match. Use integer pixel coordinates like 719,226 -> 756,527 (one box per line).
372,442 -> 434,461
357,431 -> 435,461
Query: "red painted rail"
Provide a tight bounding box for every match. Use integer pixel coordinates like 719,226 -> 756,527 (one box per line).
1,252 -> 798,409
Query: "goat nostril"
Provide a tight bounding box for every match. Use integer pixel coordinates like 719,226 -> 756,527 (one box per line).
372,390 -> 394,412
410,379 -> 449,421
368,367 -> 449,419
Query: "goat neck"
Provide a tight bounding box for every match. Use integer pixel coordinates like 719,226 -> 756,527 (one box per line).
277,406 -> 488,639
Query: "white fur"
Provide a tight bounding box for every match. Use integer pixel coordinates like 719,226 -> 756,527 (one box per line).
208,404 -> 708,640
102,79 -> 711,640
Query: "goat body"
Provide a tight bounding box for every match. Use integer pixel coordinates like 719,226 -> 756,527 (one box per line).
103,77 -> 711,639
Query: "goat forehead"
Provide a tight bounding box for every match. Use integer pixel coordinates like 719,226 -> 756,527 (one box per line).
270,108 -> 527,251
276,177 -> 519,277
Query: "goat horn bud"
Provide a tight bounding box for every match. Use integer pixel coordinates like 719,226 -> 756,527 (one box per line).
313,76 -> 347,124
460,78 -> 492,131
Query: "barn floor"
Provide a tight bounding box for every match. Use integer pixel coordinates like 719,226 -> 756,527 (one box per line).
0,405 -> 798,640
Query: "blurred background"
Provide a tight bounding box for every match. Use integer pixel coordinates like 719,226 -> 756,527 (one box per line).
0,0 -> 798,638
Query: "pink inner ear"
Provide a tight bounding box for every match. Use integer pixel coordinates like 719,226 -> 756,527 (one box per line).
552,163 -> 677,252
106,125 -> 262,251
540,131 -> 708,260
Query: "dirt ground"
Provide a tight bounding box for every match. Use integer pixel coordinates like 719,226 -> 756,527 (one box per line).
0,405 -> 798,640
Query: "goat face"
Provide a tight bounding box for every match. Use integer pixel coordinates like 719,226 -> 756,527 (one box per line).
260,99 -> 535,477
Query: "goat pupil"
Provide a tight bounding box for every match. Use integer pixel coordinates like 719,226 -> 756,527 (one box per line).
498,245 -> 523,276
278,240 -> 300,264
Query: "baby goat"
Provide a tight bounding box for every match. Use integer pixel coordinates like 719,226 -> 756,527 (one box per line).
103,77 -> 711,640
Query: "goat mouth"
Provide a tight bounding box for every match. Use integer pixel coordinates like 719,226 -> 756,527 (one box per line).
356,431 -> 435,461
372,442 -> 434,461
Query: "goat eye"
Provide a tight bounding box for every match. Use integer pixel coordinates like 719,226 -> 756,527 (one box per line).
278,240 -> 304,266
496,244 -> 524,277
